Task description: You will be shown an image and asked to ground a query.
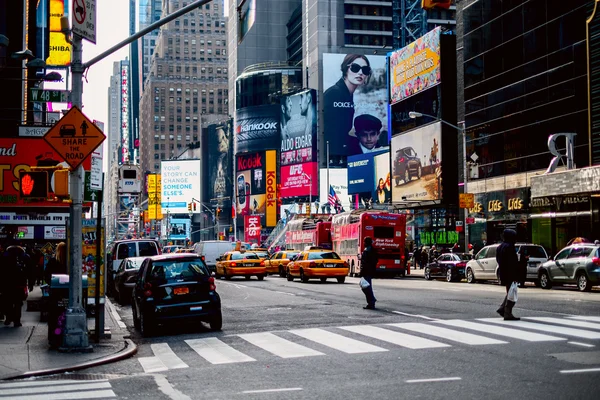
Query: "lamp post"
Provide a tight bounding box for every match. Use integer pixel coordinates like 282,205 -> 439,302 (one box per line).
408,111 -> 468,252
301,172 -> 312,217
166,196 -> 170,244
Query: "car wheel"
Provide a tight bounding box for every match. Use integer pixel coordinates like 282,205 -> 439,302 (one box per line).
132,301 -> 140,330
215,271 -> 221,279
466,268 -> 476,284
279,266 -> 286,278
446,269 -> 453,282
337,277 -> 345,284
286,269 -> 294,281
577,272 -> 592,292
209,311 -> 223,331
257,275 -> 265,281
245,275 -> 251,280
417,165 -> 422,179
224,268 -> 232,280
404,169 -> 410,183
424,267 -> 432,280
300,269 -> 309,283
140,311 -> 154,338
539,271 -> 552,289
320,277 -> 327,283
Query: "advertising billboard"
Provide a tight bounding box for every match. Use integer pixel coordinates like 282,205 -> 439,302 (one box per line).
164,218 -> 190,241
319,168 -> 349,212
322,53 -> 388,157
265,150 -> 277,227
0,138 -> 91,207
245,215 -> 261,243
389,26 -> 441,105
207,121 -> 233,203
161,160 -> 201,214
347,149 -> 390,204
120,63 -> 130,163
280,89 -> 317,165
235,104 -> 280,154
147,174 -> 162,220
391,122 -> 442,202
280,162 -> 318,198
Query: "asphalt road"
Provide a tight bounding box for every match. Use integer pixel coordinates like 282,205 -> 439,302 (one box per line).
20,276 -> 600,399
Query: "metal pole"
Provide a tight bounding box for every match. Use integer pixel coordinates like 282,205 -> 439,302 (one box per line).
62,32 -> 89,350
326,141 -> 329,213
309,177 -> 312,218
462,121 -> 469,253
94,195 -> 102,343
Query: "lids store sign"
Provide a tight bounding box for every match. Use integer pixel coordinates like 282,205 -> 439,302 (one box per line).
468,188 -> 529,215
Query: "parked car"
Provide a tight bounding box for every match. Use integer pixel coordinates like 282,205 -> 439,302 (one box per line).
113,256 -> 146,304
264,250 -> 300,277
107,239 -> 161,294
465,243 -> 549,284
538,244 -> 600,291
393,146 -> 422,185
287,250 -> 349,283
131,253 -> 221,337
424,253 -> 472,282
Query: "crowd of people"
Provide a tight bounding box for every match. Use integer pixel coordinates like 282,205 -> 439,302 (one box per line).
409,243 -> 474,270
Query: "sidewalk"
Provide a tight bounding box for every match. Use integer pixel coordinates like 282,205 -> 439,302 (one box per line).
405,266 -> 424,278
0,286 -> 137,380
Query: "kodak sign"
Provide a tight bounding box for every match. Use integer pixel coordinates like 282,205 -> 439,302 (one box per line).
265,150 -> 277,227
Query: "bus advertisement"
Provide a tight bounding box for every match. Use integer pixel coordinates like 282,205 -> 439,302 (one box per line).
331,211 -> 407,277
285,218 -> 332,251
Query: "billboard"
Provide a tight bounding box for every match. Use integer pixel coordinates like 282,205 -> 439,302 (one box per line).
347,149 -> 390,204
319,168 -> 349,213
280,162 -> 318,198
147,174 -> 162,220
164,218 -> 190,241
245,215 -> 261,243
322,53 -> 388,157
280,89 -> 317,165
207,121 -> 233,203
235,104 -> 280,154
46,32 -> 71,66
265,150 -> 277,227
120,63 -> 130,163
0,138 -> 91,207
236,151 -> 277,228
391,122 -> 442,202
161,160 -> 201,214
389,26 -> 441,105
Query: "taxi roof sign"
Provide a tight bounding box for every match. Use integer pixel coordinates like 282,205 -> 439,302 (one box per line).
43,107 -> 106,169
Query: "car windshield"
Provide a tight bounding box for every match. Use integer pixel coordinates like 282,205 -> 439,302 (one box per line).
150,258 -> 209,283
307,252 -> 341,260
254,252 -> 268,258
519,245 -> 547,258
286,252 -> 299,259
231,252 -> 259,260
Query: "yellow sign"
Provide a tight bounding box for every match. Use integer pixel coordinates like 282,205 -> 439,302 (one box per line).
47,32 -> 71,66
265,150 -> 277,227
82,226 -> 105,300
147,174 -> 162,220
50,0 -> 65,32
44,107 -> 106,169
459,193 -> 474,209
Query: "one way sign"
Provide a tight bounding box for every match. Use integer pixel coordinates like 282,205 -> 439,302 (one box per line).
84,171 -> 103,202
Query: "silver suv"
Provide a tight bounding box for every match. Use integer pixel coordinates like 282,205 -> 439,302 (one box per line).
465,243 -> 549,284
538,244 -> 600,291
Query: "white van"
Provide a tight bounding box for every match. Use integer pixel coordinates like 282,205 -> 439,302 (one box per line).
193,241 -> 237,272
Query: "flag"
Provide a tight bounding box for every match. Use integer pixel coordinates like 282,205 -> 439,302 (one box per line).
328,185 -> 339,206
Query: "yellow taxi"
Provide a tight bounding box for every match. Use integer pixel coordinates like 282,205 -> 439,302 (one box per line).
263,250 -> 300,277
286,250 -> 349,283
215,251 -> 267,281
251,249 -> 270,261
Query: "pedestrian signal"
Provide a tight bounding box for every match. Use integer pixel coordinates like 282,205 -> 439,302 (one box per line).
19,171 -> 49,198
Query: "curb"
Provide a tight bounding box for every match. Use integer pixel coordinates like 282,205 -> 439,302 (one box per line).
3,339 -> 138,381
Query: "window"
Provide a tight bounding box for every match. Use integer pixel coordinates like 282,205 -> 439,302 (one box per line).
554,248 -> 571,261
308,252 -> 341,260
476,247 -> 488,260
567,247 -> 592,259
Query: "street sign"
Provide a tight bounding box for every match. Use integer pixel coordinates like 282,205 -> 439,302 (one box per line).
18,126 -> 49,137
459,193 -> 475,209
90,156 -> 102,190
72,0 -> 96,44
30,88 -> 69,103
43,106 -> 106,169
84,171 -> 102,202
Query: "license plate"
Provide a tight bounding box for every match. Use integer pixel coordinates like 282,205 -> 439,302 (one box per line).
394,259 -> 400,264
174,287 -> 189,295
379,265 -> 386,269
245,263 -> 254,267
190,306 -> 202,311
326,263 -> 335,268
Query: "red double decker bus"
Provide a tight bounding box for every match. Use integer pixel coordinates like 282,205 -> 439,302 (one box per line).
285,217 -> 332,251
331,210 -> 407,277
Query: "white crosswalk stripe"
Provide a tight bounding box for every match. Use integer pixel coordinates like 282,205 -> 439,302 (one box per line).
238,332 -> 325,358
479,318 -> 600,340
525,317 -> 600,330
435,319 -> 566,342
185,337 -> 256,364
290,328 -> 388,354
138,343 -> 189,373
388,322 -> 508,345
0,379 -> 116,399
568,316 -> 600,323
339,325 -> 450,349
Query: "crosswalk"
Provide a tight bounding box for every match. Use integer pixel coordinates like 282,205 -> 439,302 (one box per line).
136,315 -> 600,373
0,379 -> 116,400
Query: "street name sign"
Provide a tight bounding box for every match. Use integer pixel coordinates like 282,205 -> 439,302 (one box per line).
72,0 -> 97,44
43,106 -> 106,169
18,126 -> 50,137
30,88 -> 70,103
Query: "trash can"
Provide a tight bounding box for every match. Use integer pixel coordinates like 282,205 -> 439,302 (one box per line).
48,274 -> 88,348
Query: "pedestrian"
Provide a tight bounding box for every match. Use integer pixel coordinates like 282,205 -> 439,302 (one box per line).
2,243 -> 30,327
468,243 -> 474,256
359,237 -> 378,309
496,229 -> 520,320
44,242 -> 67,284
414,247 -> 422,270
421,247 -> 428,269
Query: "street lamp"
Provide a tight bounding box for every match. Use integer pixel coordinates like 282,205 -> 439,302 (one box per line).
409,111 -> 469,252
301,172 -> 312,217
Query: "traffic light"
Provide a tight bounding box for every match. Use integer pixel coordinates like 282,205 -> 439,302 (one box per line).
193,202 -> 197,211
216,207 -> 221,217
19,171 -> 49,198
188,202 -> 192,212
53,169 -> 69,197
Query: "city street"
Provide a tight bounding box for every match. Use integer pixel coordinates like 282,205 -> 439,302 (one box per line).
41,275 -> 600,400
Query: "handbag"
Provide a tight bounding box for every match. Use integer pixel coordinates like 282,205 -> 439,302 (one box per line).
507,282 -> 518,303
359,277 -> 370,289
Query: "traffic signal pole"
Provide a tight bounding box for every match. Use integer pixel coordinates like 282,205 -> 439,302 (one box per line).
61,0 -> 213,351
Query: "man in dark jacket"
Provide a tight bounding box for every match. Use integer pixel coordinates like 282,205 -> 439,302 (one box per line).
496,229 -> 520,320
2,245 -> 30,327
359,237 -> 378,309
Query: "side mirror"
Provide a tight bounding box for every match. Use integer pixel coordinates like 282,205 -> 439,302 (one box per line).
555,260 -> 561,266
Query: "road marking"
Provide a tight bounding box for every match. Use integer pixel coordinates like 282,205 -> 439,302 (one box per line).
151,343 -> 189,369
339,325 -> 450,349
560,367 -> 600,374
241,388 -> 303,394
568,316 -> 600,323
568,341 -> 595,348
290,328 -> 388,354
479,318 -> 600,340
153,374 -> 192,400
185,337 -> 256,364
138,356 -> 168,373
526,317 -> 600,330
274,291 -> 296,296
435,320 -> 566,342
218,281 -> 248,289
0,381 -> 112,396
406,377 -> 462,383
266,307 -> 292,311
392,311 -> 438,320
239,332 -> 325,358
106,298 -> 126,328
388,322 -> 507,345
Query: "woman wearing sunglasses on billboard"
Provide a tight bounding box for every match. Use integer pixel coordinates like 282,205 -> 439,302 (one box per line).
323,54 -> 372,157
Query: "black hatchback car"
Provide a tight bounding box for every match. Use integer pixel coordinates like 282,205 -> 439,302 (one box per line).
425,253 -> 473,282
132,254 -> 222,337
393,146 -> 422,185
